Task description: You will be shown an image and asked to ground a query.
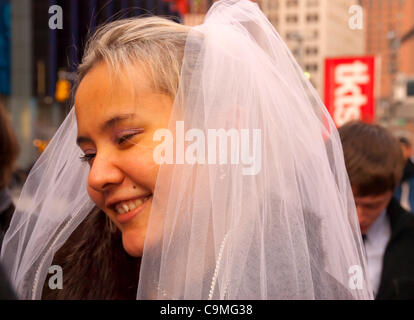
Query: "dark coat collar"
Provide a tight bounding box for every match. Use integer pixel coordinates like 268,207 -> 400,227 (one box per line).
0,188 -> 12,213
387,197 -> 414,240
402,159 -> 414,181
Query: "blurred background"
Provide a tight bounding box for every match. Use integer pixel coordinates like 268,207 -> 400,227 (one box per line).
0,0 -> 414,198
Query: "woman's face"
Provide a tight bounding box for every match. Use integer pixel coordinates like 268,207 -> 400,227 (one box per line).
75,61 -> 173,257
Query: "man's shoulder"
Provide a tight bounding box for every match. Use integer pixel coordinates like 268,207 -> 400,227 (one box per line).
402,159 -> 414,181
386,198 -> 414,243
377,198 -> 414,299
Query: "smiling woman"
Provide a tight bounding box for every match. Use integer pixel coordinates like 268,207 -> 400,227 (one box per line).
1,0 -> 373,300
75,61 -> 174,258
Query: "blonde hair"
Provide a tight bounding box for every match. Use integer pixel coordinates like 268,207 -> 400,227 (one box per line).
77,16 -> 191,98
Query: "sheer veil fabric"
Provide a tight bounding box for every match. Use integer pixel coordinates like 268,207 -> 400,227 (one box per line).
1,0 -> 373,299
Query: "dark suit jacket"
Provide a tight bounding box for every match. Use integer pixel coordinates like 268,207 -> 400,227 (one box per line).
0,202 -> 14,249
376,197 -> 414,299
0,262 -> 16,300
0,199 -> 16,299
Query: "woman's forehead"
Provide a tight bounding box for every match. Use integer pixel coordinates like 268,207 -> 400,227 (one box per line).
75,63 -> 153,114
76,61 -> 153,101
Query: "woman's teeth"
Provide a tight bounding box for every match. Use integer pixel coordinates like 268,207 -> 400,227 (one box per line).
115,197 -> 149,214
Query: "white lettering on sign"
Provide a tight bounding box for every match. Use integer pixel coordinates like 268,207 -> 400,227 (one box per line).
333,61 -> 369,126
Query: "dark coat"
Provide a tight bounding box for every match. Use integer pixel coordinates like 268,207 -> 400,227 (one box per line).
0,262 -> 16,300
41,207 -> 141,300
0,191 -> 16,299
394,159 -> 414,211
42,205 -> 355,299
42,205 -> 354,299
0,201 -> 14,249
376,197 -> 414,299
402,159 -> 414,182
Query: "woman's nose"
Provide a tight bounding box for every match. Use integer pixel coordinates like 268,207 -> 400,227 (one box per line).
87,152 -> 123,192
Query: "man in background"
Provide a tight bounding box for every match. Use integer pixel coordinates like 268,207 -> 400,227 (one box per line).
395,137 -> 414,212
339,121 -> 414,299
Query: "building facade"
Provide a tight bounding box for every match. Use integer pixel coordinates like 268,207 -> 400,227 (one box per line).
361,0 -> 414,130
257,0 -> 365,98
362,0 -> 414,99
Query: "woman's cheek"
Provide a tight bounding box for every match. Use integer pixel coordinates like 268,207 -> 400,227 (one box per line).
87,186 -> 105,209
126,149 -> 159,186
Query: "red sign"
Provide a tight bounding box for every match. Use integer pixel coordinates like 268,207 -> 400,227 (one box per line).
162,0 -> 189,16
324,56 -> 375,127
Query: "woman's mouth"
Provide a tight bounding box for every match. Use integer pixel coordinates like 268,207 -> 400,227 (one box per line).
112,195 -> 152,224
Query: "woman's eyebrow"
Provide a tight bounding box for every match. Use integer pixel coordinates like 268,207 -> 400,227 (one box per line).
76,136 -> 93,146
101,113 -> 136,131
76,113 -> 136,146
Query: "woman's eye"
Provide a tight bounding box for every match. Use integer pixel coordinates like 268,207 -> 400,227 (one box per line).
117,133 -> 137,145
80,153 -> 96,163
116,129 -> 144,145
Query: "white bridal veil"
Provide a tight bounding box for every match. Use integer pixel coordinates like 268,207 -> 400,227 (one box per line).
1,0 -> 373,299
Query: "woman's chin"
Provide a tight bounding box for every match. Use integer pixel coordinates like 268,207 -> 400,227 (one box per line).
121,228 -> 145,257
